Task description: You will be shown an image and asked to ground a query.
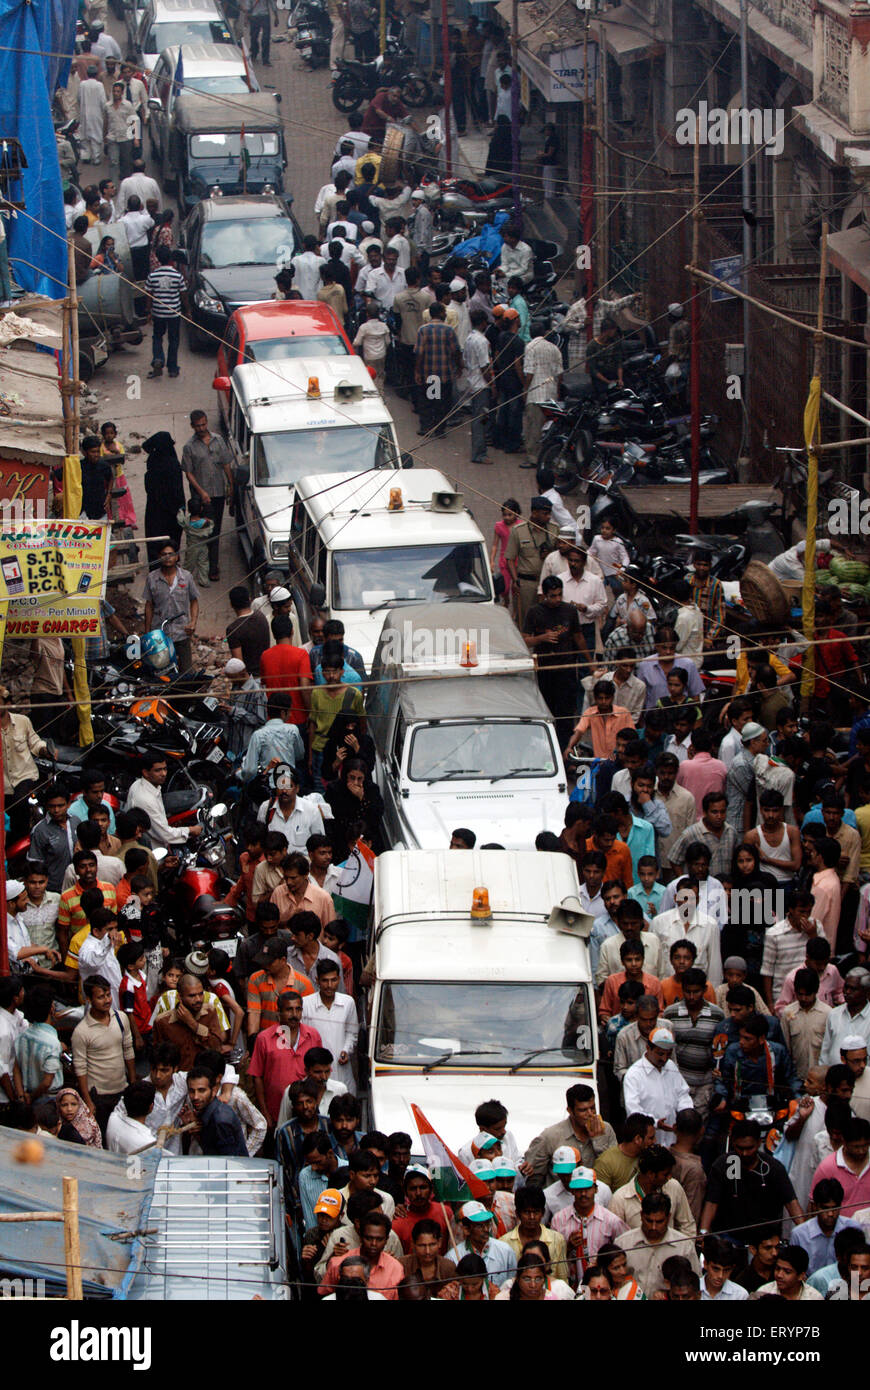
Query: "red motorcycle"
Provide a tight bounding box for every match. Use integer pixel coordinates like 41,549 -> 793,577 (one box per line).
157,802 -> 243,956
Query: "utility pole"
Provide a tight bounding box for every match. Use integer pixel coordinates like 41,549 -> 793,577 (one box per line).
511,0 -> 521,219
740,0 -> 751,438
690,137 -> 701,531
580,20 -> 594,334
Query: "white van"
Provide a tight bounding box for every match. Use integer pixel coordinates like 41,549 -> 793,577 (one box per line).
135,0 -> 233,76
366,849 -> 597,1156
220,357 -> 404,576
289,469 -> 493,658
367,602 -> 567,850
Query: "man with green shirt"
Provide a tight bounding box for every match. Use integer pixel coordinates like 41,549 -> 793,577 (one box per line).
592,1112 -> 656,1193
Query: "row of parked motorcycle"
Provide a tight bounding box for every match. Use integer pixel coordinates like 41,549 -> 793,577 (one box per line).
8,639 -> 268,957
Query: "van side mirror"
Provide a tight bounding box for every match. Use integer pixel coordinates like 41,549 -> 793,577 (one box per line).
275,92 -> 282,102
401,452 -> 414,469
212,375 -> 231,392
310,582 -> 326,609
148,96 -> 162,112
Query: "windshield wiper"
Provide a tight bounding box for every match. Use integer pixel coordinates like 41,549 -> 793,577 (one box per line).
422,1050 -> 500,1073
368,596 -> 426,614
489,767 -> 542,783
426,768 -> 481,785
509,1047 -> 577,1074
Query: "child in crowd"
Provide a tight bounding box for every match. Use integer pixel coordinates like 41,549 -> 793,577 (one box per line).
627,854 -> 666,925
118,940 -> 152,1054
588,518 -> 630,596
176,492 -> 214,587
353,300 -> 391,386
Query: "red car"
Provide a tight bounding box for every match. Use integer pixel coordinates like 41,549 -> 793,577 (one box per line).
214,300 -> 357,426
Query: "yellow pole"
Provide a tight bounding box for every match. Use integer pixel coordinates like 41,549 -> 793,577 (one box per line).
380,0 -> 386,55
801,220 -> 828,702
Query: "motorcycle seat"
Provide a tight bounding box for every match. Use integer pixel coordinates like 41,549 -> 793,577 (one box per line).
472,177 -> 503,194
561,368 -> 590,396
51,743 -> 87,764
596,439 -> 656,454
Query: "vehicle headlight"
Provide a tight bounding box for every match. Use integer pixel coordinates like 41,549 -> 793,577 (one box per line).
269,540 -> 290,560
194,288 -> 224,315
206,846 -> 222,865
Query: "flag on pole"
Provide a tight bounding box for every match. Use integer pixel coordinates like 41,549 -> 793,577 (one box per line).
174,46 -> 184,91
239,123 -> 250,187
409,1103 -> 491,1203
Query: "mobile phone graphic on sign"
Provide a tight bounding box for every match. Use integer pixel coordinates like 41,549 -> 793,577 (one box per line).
1,557 -> 24,595
77,573 -> 92,593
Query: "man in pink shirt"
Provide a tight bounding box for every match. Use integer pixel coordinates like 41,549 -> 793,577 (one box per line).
675,728 -> 727,818
247,989 -> 322,1126
810,1116 -> 870,1212
775,938 -> 845,1015
551,1165 -> 628,1286
808,838 -> 843,950
319,1213 -> 405,1299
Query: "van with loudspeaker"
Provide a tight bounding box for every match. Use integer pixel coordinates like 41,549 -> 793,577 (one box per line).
367,602 -> 568,852
365,848 -> 597,1156
286,468 -> 495,659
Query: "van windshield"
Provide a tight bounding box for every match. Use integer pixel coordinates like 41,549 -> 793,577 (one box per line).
183,76 -> 253,95
190,132 -> 280,158
407,720 -> 556,780
375,982 -> 593,1066
332,542 -> 491,610
256,424 -> 397,484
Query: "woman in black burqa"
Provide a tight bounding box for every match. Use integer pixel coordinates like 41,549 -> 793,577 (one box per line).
142,430 -> 185,562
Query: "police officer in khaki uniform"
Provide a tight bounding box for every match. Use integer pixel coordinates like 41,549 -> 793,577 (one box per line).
505,496 -> 560,627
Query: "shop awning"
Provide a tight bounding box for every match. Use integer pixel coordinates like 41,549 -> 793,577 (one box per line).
596,4 -> 662,65
0,298 -> 65,465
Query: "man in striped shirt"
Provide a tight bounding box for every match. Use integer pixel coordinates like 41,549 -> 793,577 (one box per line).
145,244 -> 186,379
761,889 -> 823,1010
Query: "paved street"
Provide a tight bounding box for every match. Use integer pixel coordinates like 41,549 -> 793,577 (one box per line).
89,18 -> 536,640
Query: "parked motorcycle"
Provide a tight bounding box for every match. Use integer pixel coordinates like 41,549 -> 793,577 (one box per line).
156,802 -> 242,953
289,0 -> 332,68
332,43 -> 432,112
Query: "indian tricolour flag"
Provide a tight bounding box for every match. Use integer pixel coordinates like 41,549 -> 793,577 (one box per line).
410,1103 -> 491,1203
332,838 -> 375,941
239,124 -> 250,185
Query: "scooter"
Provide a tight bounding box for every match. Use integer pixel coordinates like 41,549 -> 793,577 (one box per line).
289,0 -> 332,68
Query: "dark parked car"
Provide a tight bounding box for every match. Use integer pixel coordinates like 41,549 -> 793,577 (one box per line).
179,192 -> 303,350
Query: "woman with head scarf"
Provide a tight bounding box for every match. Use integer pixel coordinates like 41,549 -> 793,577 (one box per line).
721,841 -> 779,978
320,711 -> 376,782
56,1087 -> 103,1147
325,755 -> 383,860
142,431 -> 185,562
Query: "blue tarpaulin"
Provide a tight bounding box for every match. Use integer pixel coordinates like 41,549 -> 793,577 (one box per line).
0,1128 -> 161,1297
0,0 -> 77,297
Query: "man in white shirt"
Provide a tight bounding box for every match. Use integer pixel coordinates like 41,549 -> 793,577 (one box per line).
302,960 -> 358,1091
674,582 -> 705,668
90,27 -> 123,61
523,327 -> 563,466
257,782 -> 324,850
622,1028 -> 692,1145
700,1235 -> 749,1300
126,755 -> 202,850
77,908 -> 124,1008
370,184 -> 412,224
561,546 -> 608,652
463,309 -> 493,465
333,125 -> 370,160
385,218 -> 412,270
363,248 -> 406,310
291,234 -> 328,299
118,160 -> 161,212
107,1080 -> 156,1154
718,698 -> 754,770
0,977 -> 27,1104
497,223 -> 533,283
652,880 -> 723,985
819,970 -> 870,1065
331,141 -> 358,181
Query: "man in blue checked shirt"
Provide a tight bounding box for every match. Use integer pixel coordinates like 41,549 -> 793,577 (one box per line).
241,692 -> 304,781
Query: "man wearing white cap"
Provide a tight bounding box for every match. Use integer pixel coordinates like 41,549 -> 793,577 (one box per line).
551,1166 -> 628,1287
541,1144 -> 613,1221
449,278 -> 471,349
840,1036 -> 870,1122
446,1201 -> 517,1287
218,658 -> 267,762
6,880 -> 59,973
622,1027 -> 692,1147
408,189 -> 434,260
